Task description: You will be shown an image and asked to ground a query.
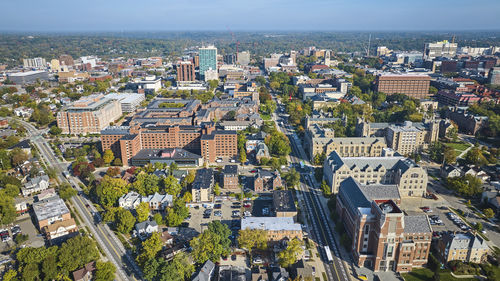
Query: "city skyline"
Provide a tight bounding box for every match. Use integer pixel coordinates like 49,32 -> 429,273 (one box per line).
1,0 -> 500,32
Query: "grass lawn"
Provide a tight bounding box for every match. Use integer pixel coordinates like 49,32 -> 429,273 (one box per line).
445,142 -> 471,152
402,268 -> 477,281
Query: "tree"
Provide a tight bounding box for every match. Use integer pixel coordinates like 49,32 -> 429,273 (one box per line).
106,167 -> 121,178
182,191 -> 192,203
137,232 -> 163,267
153,213 -> 163,226
94,261 -> 116,281
182,170 -> 196,188
143,258 -> 160,281
112,158 -> 122,166
283,168 -> 300,189
446,126 -> 458,142
239,147 -> 247,163
10,147 -> 29,167
58,236 -> 99,274
136,202 -> 150,223
49,126 -> 62,136
321,180 -> 331,196
238,229 -> 268,251
214,182 -> 221,196
278,238 -> 303,268
41,255 -> 58,281
465,147 -> 488,166
484,208 -> 495,219
207,221 -> 231,257
22,262 -> 40,281
166,198 -> 189,226
163,175 -> 181,197
58,183 -> 77,200
115,208 -> 136,233
265,130 -> 291,156
3,269 -> 18,281
168,162 -> 178,175
94,176 -> 128,207
255,76 -> 266,85
443,146 -> 457,164
208,80 -> 219,91
0,192 -> 16,224
474,222 -> 483,232
103,149 -> 115,165
190,230 -> 225,264
132,173 -> 160,196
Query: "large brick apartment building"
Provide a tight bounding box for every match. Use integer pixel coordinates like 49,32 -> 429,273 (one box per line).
336,177 -> 432,272
375,74 -> 431,99
101,123 -> 237,165
57,94 -> 122,134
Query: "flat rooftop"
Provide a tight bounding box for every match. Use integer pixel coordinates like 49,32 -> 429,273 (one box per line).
241,217 -> 301,232
33,197 -> 70,222
273,190 -> 297,213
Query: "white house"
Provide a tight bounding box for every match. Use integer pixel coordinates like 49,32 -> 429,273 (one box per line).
134,220 -> 159,240
118,191 -> 142,209
143,193 -> 173,210
22,175 -> 50,197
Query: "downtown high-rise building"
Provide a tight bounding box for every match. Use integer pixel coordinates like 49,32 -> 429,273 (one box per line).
23,57 -> 46,69
177,60 -> 195,81
423,41 -> 457,60
199,45 -> 217,80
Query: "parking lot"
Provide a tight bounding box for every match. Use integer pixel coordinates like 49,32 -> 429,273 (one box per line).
0,215 -> 45,252
401,197 -> 463,233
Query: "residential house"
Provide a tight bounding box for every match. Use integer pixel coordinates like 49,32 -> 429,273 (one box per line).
135,220 -> 159,239
192,260 -> 215,281
292,259 -> 314,281
437,232 -> 489,264
441,165 -> 462,179
22,175 -> 50,196
118,191 -> 142,209
72,262 -> 96,281
14,198 -> 28,215
43,218 -> 78,243
143,193 -> 173,210
241,217 -> 303,242
255,143 -> 270,161
271,267 -> 289,281
254,170 -> 283,192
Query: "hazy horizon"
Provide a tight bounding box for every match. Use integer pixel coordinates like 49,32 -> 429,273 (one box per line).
2,0 -> 500,32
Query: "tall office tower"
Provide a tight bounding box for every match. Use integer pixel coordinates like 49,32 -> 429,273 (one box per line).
224,53 -> 236,64
199,45 -> 217,80
423,41 -> 458,60
177,61 -> 195,81
59,54 -> 75,66
237,51 -> 250,65
23,57 -> 46,69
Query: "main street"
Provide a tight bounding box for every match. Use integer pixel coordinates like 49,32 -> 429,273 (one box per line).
271,102 -> 352,281
14,118 -> 141,281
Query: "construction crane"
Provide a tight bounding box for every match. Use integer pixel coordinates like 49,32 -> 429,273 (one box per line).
226,26 -> 240,61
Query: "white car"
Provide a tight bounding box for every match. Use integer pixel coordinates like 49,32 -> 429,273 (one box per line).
253,257 -> 263,264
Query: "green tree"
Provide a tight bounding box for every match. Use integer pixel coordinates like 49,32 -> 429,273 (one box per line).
168,162 -> 178,175
214,182 -> 221,196
112,158 -> 122,166
94,261 -> 116,281
163,175 -> 182,197
208,80 -> 219,91
483,208 -> 495,219
238,229 -> 268,251
283,168 -> 300,189
143,258 -> 160,281
136,202 -> 150,223
58,236 -> 99,274
137,232 -> 163,267
166,199 -> 189,226
182,191 -> 192,203
0,192 -> 16,224
3,269 -> 18,281
103,149 -> 115,165
207,221 -> 232,256
474,222 -> 483,232
443,146 -> 457,164
239,147 -> 247,163
132,173 -> 160,196
22,262 -> 40,281
94,176 -> 128,207
10,147 -> 29,167
278,238 -> 303,268
321,180 -> 331,196
115,208 -> 136,233
41,255 -> 58,281
58,183 -> 77,200
190,230 -> 224,264
49,126 -> 62,136
465,147 -> 488,166
153,213 -> 163,226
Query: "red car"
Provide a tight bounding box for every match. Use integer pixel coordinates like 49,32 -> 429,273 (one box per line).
250,169 -> 257,173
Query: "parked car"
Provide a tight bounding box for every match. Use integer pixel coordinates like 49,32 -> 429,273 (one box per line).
253,257 -> 263,264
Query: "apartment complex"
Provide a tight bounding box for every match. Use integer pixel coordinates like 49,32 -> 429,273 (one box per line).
323,151 -> 428,197
223,165 -> 239,189
23,57 -> 46,69
57,94 -> 122,134
305,123 -> 387,159
241,217 -> 303,242
177,61 -> 195,81
424,41 -> 458,60
192,168 -> 214,203
101,123 -> 237,165
336,177 -> 432,272
253,170 -> 283,192
199,45 -> 217,80
436,232 -> 489,264
106,93 -> 145,112
374,74 -> 431,99
273,190 -> 297,218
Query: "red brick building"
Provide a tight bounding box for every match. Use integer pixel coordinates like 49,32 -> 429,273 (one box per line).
336,177 -> 432,272
375,74 -> 431,99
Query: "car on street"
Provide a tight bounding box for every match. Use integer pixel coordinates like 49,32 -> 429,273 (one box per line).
253,257 -> 263,264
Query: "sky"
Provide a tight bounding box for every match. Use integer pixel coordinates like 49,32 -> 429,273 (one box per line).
2,0 -> 500,32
